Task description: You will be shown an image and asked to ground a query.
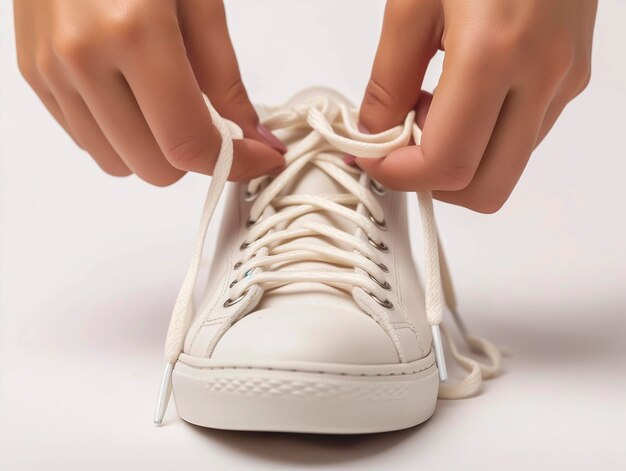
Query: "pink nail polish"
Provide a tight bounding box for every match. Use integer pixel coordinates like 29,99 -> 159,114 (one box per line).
344,154 -> 357,166
358,123 -> 370,134
257,124 -> 288,154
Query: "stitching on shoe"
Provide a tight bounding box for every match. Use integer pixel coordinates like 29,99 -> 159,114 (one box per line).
391,192 -> 408,323
390,320 -> 418,332
177,361 -> 436,377
189,189 -> 243,354
188,273 -> 229,353
205,285 -> 264,357
202,316 -> 229,327
392,193 -> 426,356
200,196 -> 246,357
353,287 -> 405,363
388,193 -> 424,355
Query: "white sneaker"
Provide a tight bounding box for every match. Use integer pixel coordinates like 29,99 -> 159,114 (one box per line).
153,87 -> 501,433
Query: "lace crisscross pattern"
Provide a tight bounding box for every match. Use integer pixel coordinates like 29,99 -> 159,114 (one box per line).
153,94 -> 502,425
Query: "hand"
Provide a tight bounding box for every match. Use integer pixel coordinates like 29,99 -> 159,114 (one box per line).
358,0 -> 597,213
14,0 -> 286,185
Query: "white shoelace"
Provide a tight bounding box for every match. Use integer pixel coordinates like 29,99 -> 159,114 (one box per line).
153,95 -> 502,425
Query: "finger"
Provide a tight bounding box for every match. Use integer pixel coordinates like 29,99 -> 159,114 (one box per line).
535,69 -> 590,147
63,67 -> 185,186
345,91 -> 433,167
534,94 -> 569,148
434,88 -> 549,213
20,56 -> 80,147
359,0 -> 441,133
115,8 -> 284,180
31,85 -> 78,147
414,91 -> 433,129
358,48 -> 510,191
179,0 -> 286,153
40,55 -> 131,177
14,1 -> 73,140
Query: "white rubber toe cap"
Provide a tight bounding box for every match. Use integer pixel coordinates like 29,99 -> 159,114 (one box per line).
210,305 -> 400,365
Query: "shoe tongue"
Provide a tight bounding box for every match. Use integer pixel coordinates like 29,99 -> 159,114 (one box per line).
278,160 -> 358,254
277,85 -> 360,237
280,163 -> 343,196
257,91 -> 363,310
259,162 -> 360,310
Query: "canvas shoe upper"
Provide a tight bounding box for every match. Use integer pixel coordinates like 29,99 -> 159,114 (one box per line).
153,87 -> 501,433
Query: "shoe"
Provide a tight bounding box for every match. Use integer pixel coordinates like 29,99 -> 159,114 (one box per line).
153,87 -> 501,434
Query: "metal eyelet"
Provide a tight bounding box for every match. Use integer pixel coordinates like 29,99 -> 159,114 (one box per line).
368,237 -> 389,252
240,241 -> 251,250
362,254 -> 389,273
369,273 -> 391,290
224,291 -> 248,308
234,260 -> 243,270
369,180 -> 387,196
368,292 -> 393,309
229,267 -> 255,290
370,215 -> 387,231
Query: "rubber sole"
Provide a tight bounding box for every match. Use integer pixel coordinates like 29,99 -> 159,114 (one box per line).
172,352 -> 439,434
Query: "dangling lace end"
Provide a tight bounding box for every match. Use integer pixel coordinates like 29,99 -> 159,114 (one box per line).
431,324 -> 448,382
153,362 -> 174,426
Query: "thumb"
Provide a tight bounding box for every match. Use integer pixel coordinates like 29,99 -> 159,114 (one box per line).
358,0 -> 440,134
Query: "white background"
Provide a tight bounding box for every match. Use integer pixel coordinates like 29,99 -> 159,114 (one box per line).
1,1 -> 625,470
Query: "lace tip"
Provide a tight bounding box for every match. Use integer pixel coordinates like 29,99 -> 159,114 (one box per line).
153,362 -> 174,426
431,325 -> 448,382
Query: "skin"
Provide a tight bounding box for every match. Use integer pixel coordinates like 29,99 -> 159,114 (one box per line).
357,0 -> 597,213
15,1 -> 597,213
13,0 -> 286,185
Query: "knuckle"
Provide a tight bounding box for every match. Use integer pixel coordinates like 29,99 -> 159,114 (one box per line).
465,15 -> 535,55
165,135 -> 216,172
548,47 -> 576,78
572,60 -> 592,95
104,5 -> 151,46
52,32 -> 92,65
363,77 -> 398,112
452,32 -> 516,77
466,27 -> 516,54
223,77 -> 250,105
34,50 -> 56,78
17,55 -> 37,84
528,32 -> 576,80
579,70 -> 592,93
482,31 -> 518,55
427,157 -> 476,191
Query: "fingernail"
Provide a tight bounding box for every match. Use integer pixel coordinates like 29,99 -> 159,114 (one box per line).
257,124 -> 287,154
358,123 -> 370,134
